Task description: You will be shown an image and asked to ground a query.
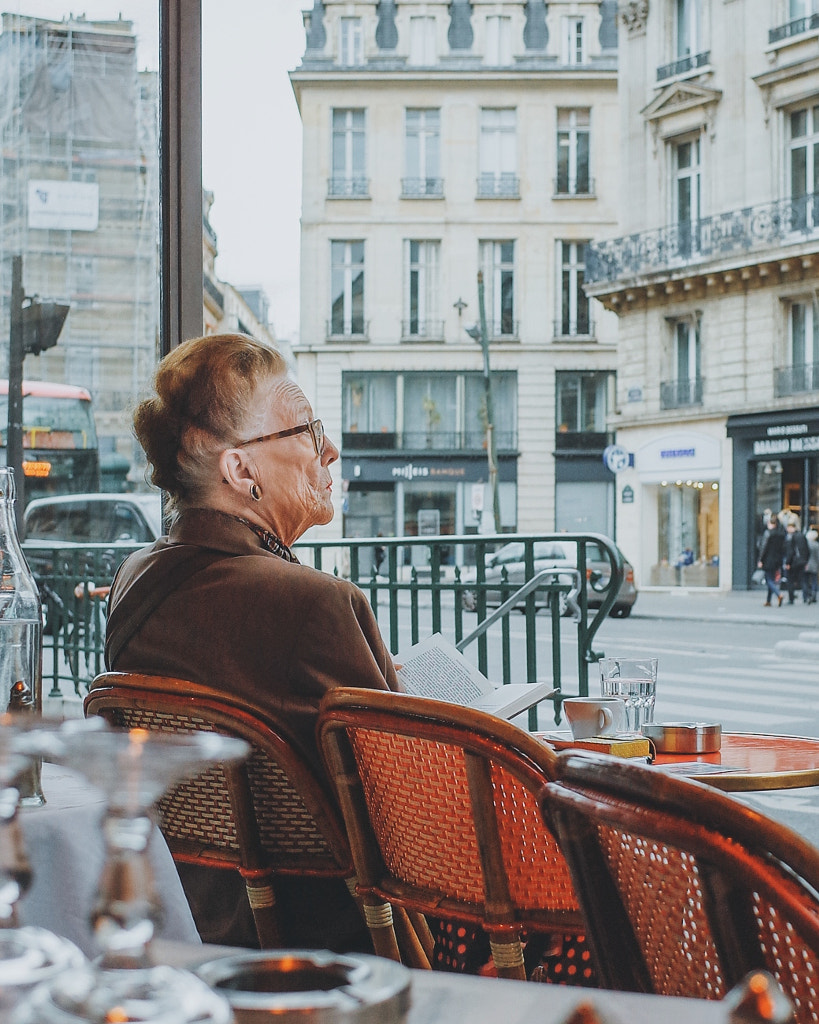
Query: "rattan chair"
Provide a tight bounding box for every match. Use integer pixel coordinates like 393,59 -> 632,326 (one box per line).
85,672 -> 427,962
542,751 -> 819,1017
317,687 -> 586,981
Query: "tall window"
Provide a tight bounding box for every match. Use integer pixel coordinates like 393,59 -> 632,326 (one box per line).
662,319 -> 702,407
404,240 -> 441,339
557,241 -> 590,337
479,108 -> 518,197
675,0 -> 700,57
557,109 -> 590,195
790,105 -> 819,229
673,137 -> 701,256
409,16 -> 436,65
464,372 -> 517,449
480,240 -> 516,337
330,109 -> 367,197
790,301 -> 819,390
485,16 -> 512,64
342,374 -> 396,444
556,372 -> 611,434
404,109 -> 442,197
330,241 -> 365,336
403,374 -> 457,449
562,17 -> 585,64
339,17 -> 363,66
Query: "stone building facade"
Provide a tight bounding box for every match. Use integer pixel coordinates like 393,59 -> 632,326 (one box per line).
291,0 -> 621,565
586,0 -> 819,589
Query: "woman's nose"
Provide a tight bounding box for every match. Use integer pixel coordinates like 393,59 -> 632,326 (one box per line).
322,434 -> 340,465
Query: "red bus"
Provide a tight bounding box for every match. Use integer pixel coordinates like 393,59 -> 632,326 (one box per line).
0,380 -> 100,502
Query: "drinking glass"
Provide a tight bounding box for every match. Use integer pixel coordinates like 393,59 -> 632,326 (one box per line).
13,718 -> 248,1024
600,657 -> 658,732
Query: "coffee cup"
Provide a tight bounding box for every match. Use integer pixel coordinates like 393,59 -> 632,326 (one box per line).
563,697 -> 628,740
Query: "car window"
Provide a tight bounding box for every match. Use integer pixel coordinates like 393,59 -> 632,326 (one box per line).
113,504 -> 152,542
533,542 -> 566,560
488,543 -> 524,566
25,505 -> 62,538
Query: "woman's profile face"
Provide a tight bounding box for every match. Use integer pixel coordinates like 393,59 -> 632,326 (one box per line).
239,376 -> 339,545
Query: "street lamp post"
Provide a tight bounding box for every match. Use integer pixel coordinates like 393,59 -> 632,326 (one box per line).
466,270 -> 501,534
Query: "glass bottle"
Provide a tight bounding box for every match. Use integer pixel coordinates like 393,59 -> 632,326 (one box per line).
0,469 -> 43,805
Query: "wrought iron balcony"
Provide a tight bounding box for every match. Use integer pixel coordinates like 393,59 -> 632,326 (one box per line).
586,193 -> 819,285
325,319 -> 369,341
553,318 -> 596,339
341,430 -> 518,452
660,377 -> 704,410
203,272 -> 224,312
656,50 -> 710,81
769,12 -> 819,42
774,361 -> 819,396
554,176 -> 595,197
327,176 -> 369,198
401,319 -> 445,340
476,173 -> 520,199
401,177 -> 444,198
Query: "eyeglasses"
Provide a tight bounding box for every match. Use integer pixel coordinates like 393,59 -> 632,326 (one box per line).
237,418 -> 325,457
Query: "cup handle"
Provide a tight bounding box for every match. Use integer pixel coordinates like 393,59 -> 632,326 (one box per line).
598,708 -> 613,732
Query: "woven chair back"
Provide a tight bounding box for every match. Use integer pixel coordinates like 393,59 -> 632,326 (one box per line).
85,672 -> 355,947
318,687 -> 583,979
543,751 -> 819,1016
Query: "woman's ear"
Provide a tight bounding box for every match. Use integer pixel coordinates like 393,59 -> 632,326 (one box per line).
219,447 -> 255,496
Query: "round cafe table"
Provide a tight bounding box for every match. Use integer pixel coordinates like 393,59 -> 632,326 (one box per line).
652,731 -> 819,792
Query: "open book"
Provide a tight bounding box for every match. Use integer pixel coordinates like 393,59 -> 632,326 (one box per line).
395,633 -> 557,721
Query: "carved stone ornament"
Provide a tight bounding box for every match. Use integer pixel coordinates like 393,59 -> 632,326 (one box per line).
620,0 -> 649,34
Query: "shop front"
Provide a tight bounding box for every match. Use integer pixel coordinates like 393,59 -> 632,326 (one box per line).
342,453 -> 518,573
727,411 -> 819,589
623,430 -> 723,589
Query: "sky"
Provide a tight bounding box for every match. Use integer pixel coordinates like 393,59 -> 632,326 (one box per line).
6,0 -> 307,341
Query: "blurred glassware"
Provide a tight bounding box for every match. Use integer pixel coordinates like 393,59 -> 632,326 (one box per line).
13,719 -> 248,1024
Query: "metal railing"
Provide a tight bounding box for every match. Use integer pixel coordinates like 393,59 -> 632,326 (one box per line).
26,532 -> 623,727
401,177 -> 444,198
769,12 -> 819,43
586,192 -> 819,285
327,176 -> 369,198
656,50 -> 710,81
774,361 -> 819,396
660,376 -> 704,409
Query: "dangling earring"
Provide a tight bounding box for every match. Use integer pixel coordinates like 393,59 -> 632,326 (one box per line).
250,483 -> 262,502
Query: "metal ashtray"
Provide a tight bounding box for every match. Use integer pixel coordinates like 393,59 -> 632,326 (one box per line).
642,722 -> 722,754
196,950 -> 412,1024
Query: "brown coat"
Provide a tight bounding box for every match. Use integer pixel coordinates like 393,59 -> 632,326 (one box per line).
103,506 -> 398,774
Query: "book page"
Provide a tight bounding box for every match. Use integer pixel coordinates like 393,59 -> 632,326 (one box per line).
396,633 -> 493,704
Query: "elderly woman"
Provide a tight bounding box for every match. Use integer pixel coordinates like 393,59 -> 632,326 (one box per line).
101,332 -> 399,950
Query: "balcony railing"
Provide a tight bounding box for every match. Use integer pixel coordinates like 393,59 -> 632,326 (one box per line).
774,361 -> 819,396
656,50 -> 710,81
554,177 -> 595,197
477,173 -> 520,198
401,177 -> 444,198
555,431 -> 614,452
327,176 -> 369,198
586,193 -> 819,285
553,318 -> 595,339
769,12 -> 819,42
341,429 -> 518,451
325,319 -> 369,341
203,272 -> 224,312
401,319 -> 445,340
660,377 -> 704,409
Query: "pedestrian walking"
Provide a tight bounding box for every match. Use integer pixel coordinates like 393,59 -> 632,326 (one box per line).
804,528 -> 819,605
758,515 -> 786,607
783,517 -> 810,604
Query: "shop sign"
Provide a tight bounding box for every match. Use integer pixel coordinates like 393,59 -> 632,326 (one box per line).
603,444 -> 632,473
621,485 -> 634,504
753,434 -> 819,456
343,456 -> 517,484
637,432 -> 721,478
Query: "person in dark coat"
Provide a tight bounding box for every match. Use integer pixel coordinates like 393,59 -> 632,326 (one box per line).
757,515 -> 787,607
100,333 -> 400,952
783,518 -> 810,604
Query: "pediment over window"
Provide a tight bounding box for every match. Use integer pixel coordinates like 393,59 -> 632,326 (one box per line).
641,82 -> 723,135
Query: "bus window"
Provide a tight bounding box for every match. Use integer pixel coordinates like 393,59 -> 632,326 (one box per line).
0,380 -> 101,502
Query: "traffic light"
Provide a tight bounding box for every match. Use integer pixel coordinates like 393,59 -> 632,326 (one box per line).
22,298 -> 70,356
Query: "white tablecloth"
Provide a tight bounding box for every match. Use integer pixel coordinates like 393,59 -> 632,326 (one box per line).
17,761 -> 200,956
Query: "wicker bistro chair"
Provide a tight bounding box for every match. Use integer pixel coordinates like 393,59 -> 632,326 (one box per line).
84,672 -> 426,962
542,751 -> 819,1018
317,687 -> 586,982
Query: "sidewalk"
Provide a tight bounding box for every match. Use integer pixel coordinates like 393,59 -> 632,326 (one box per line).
635,587 -> 819,628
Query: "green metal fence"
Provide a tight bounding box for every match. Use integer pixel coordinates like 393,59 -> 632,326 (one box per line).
25,531 -> 623,726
